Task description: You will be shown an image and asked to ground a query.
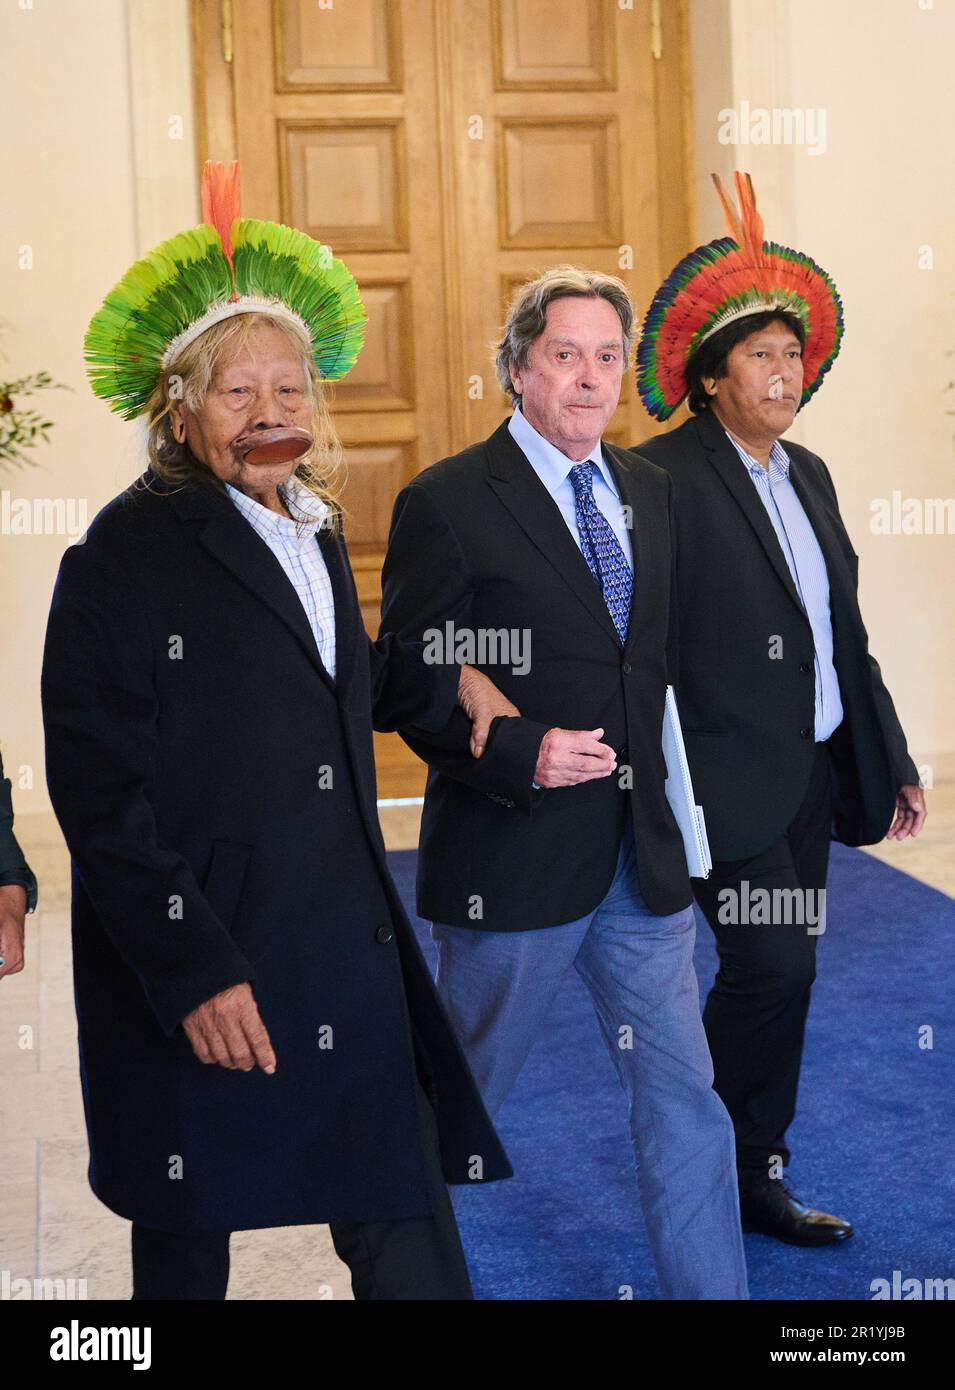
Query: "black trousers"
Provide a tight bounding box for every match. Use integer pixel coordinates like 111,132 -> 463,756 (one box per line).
130,1081 -> 473,1300
693,741 -> 833,1179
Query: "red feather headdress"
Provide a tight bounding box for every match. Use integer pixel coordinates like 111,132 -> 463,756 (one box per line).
636,171 -> 844,421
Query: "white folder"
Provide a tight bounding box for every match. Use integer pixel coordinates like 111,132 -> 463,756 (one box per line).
662,685 -> 712,879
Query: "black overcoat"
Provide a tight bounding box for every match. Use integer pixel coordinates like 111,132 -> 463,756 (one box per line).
41,471 -> 510,1234
633,409 -> 918,860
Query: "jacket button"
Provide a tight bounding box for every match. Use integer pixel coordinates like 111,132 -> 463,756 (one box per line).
800,727 -> 812,740
375,925 -> 393,944
800,662 -> 812,674
622,661 -> 632,674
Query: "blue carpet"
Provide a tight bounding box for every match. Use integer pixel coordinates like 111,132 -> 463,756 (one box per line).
387,843 -> 955,1300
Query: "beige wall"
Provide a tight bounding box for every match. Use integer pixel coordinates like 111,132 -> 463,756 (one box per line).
689,0 -> 955,774
1,0 -> 196,824
786,0 -> 955,773
2,0 -> 952,835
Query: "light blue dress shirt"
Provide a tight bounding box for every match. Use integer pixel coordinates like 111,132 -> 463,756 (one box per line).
508,406 -> 633,567
509,406 -> 632,790
724,431 -> 843,741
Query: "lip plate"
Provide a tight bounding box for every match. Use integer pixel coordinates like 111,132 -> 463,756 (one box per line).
235,426 -> 313,465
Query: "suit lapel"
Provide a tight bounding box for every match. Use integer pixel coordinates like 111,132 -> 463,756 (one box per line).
315,523 -> 359,704
695,411 -> 805,614
485,422 -> 622,646
164,478 -> 337,694
787,455 -> 857,611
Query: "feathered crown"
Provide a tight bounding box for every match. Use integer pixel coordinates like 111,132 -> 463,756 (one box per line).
636,171 -> 843,421
85,161 -> 367,420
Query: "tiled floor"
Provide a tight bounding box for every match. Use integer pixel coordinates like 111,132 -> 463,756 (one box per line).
2,758 -> 950,1300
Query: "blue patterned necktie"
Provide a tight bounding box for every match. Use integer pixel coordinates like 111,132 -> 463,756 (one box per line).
568,461 -> 633,644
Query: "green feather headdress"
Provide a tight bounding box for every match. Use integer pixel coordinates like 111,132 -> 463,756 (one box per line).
85,162 -> 367,420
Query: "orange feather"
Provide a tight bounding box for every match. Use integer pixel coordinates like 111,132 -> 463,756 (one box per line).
735,171 -> 765,264
711,170 -> 773,291
201,160 -> 241,296
711,172 -> 743,245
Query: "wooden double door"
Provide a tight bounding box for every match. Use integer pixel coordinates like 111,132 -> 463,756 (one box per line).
193,0 -> 692,795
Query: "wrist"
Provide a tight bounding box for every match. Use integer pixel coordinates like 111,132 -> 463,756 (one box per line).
0,882 -> 28,914
0,868 -> 37,913
457,663 -> 480,703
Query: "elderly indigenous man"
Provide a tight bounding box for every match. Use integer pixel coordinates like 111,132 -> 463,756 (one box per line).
380,267 -> 748,1300
633,173 -> 925,1246
0,747 -> 37,982
41,163 -> 513,1302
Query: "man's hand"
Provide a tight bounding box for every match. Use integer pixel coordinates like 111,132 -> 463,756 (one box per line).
885,784 -> 927,840
0,884 -> 27,981
533,727 -> 617,788
182,982 -> 276,1074
457,665 -> 521,758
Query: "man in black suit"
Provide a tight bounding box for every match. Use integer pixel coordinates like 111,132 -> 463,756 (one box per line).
633,200 -> 925,1245
381,267 -> 748,1299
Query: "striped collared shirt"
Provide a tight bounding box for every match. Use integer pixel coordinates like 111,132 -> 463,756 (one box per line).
724,431 -> 843,741
225,476 -> 337,679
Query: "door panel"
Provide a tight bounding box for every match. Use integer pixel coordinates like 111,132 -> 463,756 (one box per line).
193,0 -> 692,796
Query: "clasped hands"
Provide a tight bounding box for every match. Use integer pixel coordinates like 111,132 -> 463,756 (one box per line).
455,664 -> 617,785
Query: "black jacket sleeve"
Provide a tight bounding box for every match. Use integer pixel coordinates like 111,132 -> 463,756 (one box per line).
0,751 -> 38,911
819,460 -> 919,790
380,480 -> 550,814
664,471 -> 680,694
366,631 -> 461,735
41,537 -> 255,1036
864,651 -> 920,789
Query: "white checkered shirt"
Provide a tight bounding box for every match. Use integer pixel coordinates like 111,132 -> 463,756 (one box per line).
225,476 -> 337,679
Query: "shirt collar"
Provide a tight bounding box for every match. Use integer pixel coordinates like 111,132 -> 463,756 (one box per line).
723,428 -> 791,483
508,405 -> 619,498
226,475 -> 330,549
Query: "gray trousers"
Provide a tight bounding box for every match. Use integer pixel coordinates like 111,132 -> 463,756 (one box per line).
432,832 -> 749,1300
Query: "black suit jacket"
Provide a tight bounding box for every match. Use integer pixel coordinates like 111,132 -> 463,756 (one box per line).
41,471 -> 509,1234
379,418 -> 693,927
633,409 -> 917,861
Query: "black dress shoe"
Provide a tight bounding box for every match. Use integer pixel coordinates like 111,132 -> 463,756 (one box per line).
739,1176 -> 854,1247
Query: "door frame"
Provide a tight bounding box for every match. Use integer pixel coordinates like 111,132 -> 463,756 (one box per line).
189,0 -> 696,456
